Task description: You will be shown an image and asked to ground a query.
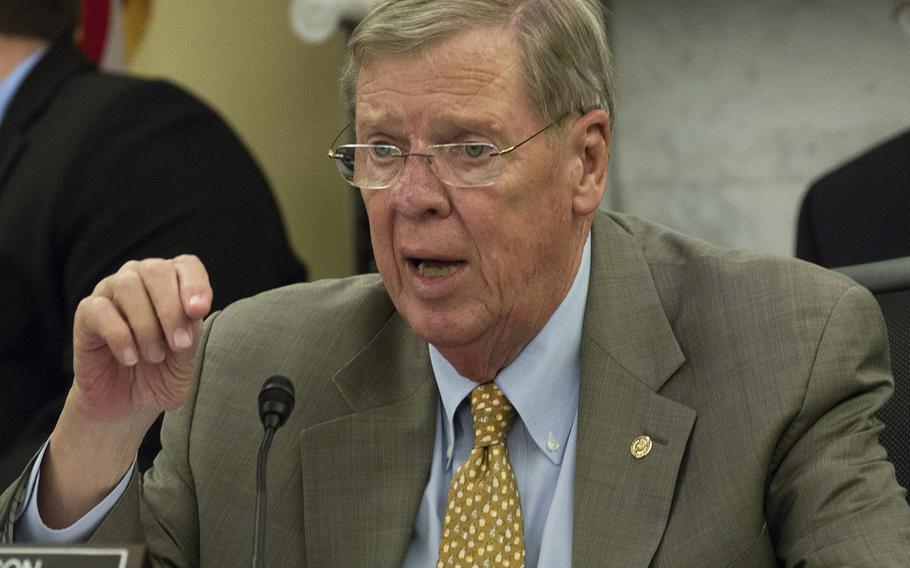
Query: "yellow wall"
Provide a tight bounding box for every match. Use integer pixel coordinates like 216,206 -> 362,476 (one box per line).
129,0 -> 354,279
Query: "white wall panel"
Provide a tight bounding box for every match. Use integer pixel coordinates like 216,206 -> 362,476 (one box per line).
607,0 -> 910,255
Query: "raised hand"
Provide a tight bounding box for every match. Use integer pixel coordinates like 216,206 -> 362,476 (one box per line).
71,255 -> 212,424
39,255 -> 212,528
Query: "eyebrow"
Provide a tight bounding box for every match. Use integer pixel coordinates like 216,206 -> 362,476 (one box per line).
431,115 -> 503,138
356,108 -> 397,126
354,115 -> 502,135
355,109 -> 505,144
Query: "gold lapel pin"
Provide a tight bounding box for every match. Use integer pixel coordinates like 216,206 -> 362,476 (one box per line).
630,435 -> 652,459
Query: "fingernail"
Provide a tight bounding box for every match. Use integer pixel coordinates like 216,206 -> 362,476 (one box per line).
123,348 -> 138,366
188,295 -> 204,307
173,327 -> 192,349
147,344 -> 166,363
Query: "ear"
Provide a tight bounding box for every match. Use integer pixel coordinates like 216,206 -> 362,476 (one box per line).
569,109 -> 610,216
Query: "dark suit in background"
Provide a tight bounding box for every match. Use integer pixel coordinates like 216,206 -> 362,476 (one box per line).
0,41 -> 307,485
796,128 -> 910,268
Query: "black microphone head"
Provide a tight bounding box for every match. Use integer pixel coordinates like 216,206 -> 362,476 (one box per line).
258,375 -> 295,430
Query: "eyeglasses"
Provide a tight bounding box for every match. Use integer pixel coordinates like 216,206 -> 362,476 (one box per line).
327,118 -> 562,189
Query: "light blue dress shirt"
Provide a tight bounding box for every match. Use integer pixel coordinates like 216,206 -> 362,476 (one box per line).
405,234 -> 590,568
15,442 -> 134,543
16,235 -> 592,568
0,46 -> 47,125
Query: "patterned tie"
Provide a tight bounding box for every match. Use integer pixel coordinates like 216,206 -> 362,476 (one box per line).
437,383 -> 526,568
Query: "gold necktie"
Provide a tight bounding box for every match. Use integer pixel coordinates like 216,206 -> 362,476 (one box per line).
437,383 -> 526,568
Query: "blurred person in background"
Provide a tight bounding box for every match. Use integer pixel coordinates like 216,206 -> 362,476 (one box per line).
0,0 -> 307,485
797,128 -> 910,268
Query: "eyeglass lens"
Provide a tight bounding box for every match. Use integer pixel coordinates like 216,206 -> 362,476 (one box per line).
333,143 -> 502,189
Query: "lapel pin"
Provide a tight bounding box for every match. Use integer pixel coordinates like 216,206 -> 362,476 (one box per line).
630,435 -> 652,459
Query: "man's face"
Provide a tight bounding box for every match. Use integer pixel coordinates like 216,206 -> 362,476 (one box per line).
356,25 -> 602,377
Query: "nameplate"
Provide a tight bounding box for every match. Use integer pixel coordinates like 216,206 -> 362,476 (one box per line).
0,545 -> 146,568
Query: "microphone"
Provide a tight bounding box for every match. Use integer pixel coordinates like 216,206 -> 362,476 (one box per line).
252,375 -> 296,568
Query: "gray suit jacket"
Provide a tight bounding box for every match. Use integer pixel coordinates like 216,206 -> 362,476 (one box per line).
3,211 -> 909,566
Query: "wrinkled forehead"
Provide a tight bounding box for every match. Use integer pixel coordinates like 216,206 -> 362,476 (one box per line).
353,26 -> 535,132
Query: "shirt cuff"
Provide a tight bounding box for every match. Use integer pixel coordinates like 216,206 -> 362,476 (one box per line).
13,440 -> 136,543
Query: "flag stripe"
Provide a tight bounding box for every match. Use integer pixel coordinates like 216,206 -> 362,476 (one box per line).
80,0 -> 111,62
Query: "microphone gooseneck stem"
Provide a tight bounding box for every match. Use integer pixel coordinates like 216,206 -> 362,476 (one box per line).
251,426 -> 276,568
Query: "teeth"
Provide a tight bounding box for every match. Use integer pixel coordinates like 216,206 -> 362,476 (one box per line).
418,261 -> 455,278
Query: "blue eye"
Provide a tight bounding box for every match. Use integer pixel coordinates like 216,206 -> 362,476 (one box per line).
464,144 -> 488,158
372,145 -> 396,158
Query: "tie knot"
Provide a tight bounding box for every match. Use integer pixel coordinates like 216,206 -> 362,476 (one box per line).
469,383 -> 516,447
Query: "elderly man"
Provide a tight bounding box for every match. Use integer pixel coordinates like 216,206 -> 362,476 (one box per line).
1,0 -> 909,566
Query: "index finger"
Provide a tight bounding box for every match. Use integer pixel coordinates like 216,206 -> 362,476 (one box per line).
174,254 -> 212,320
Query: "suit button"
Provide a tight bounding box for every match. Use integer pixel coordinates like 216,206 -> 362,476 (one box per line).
630,435 -> 652,459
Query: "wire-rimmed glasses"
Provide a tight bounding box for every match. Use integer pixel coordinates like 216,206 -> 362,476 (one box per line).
327,118 -> 562,189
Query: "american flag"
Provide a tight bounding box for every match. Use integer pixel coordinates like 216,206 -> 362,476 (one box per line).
77,0 -> 151,70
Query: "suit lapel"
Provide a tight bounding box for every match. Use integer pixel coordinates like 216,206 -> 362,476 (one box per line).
0,41 -> 93,192
573,213 -> 697,566
299,313 -> 437,566
0,135 -> 26,192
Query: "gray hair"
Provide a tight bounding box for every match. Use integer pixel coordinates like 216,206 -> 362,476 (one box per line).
340,0 -> 614,131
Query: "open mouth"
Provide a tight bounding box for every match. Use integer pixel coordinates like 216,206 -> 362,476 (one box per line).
409,258 -> 466,278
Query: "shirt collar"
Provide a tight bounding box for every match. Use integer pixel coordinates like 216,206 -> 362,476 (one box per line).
0,45 -> 47,126
430,232 -> 591,466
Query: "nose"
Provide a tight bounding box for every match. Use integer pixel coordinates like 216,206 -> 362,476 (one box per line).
388,153 -> 452,219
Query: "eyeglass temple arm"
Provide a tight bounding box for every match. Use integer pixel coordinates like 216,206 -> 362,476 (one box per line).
328,121 -> 354,157
491,121 -> 556,157
494,110 -> 578,156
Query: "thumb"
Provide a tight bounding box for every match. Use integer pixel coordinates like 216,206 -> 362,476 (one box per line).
169,319 -> 204,383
